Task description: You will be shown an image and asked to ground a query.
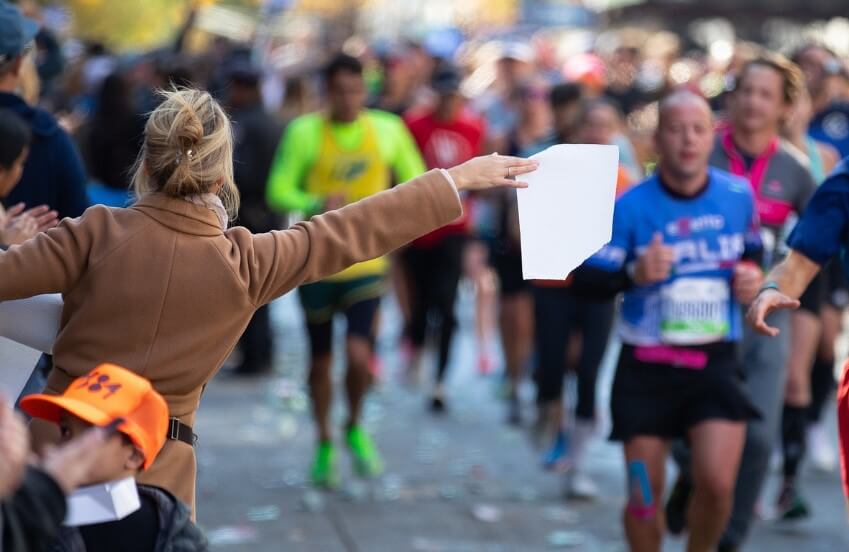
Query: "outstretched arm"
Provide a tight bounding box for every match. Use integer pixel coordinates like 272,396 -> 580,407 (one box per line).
249,156 -> 537,305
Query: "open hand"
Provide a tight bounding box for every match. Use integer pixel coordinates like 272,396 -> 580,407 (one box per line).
746,288 -> 800,336
447,153 -> 538,192
0,204 -> 58,245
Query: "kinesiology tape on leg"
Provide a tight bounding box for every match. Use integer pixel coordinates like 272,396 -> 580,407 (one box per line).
626,460 -> 657,519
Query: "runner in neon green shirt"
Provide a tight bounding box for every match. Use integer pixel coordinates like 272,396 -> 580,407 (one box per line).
265,53 -> 424,488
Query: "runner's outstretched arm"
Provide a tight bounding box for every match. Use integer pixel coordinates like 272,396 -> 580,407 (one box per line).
749,159 -> 849,336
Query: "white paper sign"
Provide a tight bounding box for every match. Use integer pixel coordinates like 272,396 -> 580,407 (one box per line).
0,338 -> 42,400
0,294 -> 62,399
64,477 -> 141,526
0,294 -> 62,353
516,144 -> 619,280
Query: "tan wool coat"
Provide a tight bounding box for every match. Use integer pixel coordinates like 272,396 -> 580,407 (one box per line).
0,169 -> 461,510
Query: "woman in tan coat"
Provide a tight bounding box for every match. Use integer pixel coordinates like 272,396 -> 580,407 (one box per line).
0,89 -> 536,510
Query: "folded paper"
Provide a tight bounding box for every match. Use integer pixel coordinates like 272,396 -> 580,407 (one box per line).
64,477 -> 141,526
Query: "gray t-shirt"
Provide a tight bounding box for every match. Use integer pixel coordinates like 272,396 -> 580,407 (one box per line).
709,134 -> 816,267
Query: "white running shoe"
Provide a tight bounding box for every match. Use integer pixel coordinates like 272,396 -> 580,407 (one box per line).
564,469 -> 599,500
808,422 -> 837,473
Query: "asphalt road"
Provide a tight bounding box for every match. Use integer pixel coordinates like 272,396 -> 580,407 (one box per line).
194,290 -> 849,551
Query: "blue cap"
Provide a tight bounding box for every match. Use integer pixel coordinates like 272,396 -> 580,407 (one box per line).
0,1 -> 39,62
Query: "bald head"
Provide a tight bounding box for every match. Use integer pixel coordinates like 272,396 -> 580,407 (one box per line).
657,91 -> 712,130
655,90 -> 715,190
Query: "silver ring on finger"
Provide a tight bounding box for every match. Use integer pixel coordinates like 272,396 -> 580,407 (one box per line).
506,166 -> 512,178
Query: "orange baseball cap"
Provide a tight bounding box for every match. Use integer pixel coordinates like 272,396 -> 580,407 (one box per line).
20,364 -> 169,469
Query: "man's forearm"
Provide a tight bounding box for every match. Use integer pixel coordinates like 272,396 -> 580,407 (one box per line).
766,249 -> 822,299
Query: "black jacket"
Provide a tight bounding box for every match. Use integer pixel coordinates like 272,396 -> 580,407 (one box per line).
51,485 -> 207,552
1,467 -> 67,552
230,103 -> 283,232
0,92 -> 90,219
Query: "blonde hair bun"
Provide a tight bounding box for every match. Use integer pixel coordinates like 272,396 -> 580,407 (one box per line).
132,88 -> 240,220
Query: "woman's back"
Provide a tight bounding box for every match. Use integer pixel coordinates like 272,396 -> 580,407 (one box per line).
48,199 -> 254,417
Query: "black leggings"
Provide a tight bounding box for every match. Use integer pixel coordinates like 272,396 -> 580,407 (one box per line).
402,236 -> 465,383
533,285 -> 615,420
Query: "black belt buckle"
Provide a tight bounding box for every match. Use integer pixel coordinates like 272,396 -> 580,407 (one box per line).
167,417 -> 196,446
169,418 -> 180,441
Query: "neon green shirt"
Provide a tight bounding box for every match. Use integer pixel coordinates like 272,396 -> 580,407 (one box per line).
266,109 -> 425,216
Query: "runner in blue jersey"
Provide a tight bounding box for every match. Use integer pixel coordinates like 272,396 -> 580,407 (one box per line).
572,92 -> 764,552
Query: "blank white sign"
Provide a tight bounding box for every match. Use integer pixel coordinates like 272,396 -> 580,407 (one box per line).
517,144 -> 619,280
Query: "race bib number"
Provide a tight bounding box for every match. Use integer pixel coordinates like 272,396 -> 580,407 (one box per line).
660,277 -> 730,345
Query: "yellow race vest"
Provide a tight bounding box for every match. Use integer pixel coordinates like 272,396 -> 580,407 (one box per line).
306,116 -> 390,281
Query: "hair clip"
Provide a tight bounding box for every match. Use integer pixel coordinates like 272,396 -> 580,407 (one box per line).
174,151 -> 182,165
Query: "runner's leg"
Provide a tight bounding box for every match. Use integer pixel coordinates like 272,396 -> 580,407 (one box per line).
623,436 -> 669,552
687,420 -> 746,552
307,327 -> 334,443
432,236 -> 464,388
300,282 -> 338,444
567,297 -> 615,495
501,291 -> 533,401
721,310 -> 790,546
777,281 -> 822,517
782,309 -> 820,475
344,288 -> 383,477
344,293 -> 381,427
404,246 -> 430,380
533,285 -> 571,455
810,302 -> 840,423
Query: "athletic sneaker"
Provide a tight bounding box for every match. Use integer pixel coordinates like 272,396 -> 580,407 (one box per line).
564,469 -> 598,500
808,422 -> 837,473
775,485 -> 811,521
430,395 -> 447,414
665,474 -> 692,535
311,442 -> 339,488
346,425 -> 384,478
542,430 -> 570,471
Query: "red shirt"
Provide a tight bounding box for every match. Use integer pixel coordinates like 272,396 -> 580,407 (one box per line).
405,109 -> 485,247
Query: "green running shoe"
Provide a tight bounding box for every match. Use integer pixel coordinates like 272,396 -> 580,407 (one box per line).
346,425 -> 384,478
776,486 -> 811,521
310,442 -> 339,488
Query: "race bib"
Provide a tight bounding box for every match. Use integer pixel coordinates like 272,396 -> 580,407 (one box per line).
660,277 -> 730,345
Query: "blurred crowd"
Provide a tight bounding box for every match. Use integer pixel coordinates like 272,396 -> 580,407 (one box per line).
2,2 -> 849,551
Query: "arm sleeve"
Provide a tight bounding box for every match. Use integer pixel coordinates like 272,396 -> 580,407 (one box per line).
265,121 -> 322,216
248,169 -> 462,305
787,173 -> 849,266
0,209 -> 94,301
54,130 -> 91,219
388,118 -> 426,182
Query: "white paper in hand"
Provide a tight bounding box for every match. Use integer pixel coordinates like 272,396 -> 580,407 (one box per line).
517,144 -> 619,280
64,477 -> 141,526
0,294 -> 62,399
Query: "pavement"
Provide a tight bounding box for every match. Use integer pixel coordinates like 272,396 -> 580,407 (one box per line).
195,289 -> 849,551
